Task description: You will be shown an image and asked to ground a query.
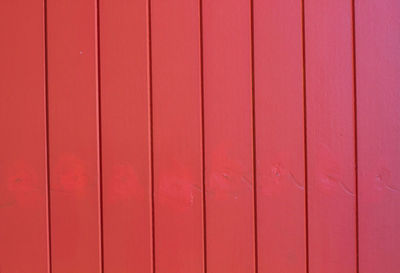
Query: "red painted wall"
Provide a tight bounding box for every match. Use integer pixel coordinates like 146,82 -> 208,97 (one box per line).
0,0 -> 399,272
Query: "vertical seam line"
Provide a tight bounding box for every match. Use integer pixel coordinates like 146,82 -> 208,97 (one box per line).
250,0 -> 259,272
351,0 -> 360,272
301,0 -> 310,272
44,0 -> 52,271
199,0 -> 207,272
147,0 -> 156,272
95,0 -> 105,271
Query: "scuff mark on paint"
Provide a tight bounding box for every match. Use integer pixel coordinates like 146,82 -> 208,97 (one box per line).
158,175 -> 200,209
375,168 -> 400,193
320,174 -> 355,196
288,171 -> 305,191
339,181 -> 355,197
51,154 -> 89,194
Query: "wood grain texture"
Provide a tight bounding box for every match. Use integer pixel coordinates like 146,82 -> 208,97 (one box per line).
253,0 -> 307,272
304,0 -> 357,272
46,0 -> 102,272
202,0 -> 255,272
99,0 -> 153,272
356,0 -> 400,272
0,0 -> 49,272
150,0 -> 204,272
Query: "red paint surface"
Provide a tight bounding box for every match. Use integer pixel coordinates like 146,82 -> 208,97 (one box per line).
150,0 -> 204,272
356,0 -> 400,272
202,0 -> 255,272
254,0 -> 307,272
99,0 -> 153,272
305,0 -> 357,272
0,1 -> 49,272
46,0 -> 102,272
1,0 -> 400,272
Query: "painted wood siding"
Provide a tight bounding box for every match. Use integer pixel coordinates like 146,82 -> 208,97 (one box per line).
0,0 -> 399,272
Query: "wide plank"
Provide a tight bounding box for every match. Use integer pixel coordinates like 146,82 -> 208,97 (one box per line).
202,0 -> 255,272
356,0 -> 400,272
254,0 -> 307,272
0,0 -> 49,272
47,0 -> 102,271
150,0 -> 204,272
305,0 -> 357,272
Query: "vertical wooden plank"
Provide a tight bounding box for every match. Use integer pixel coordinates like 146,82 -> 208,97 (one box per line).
0,0 -> 49,272
46,0 -> 102,272
304,0 -> 357,272
356,0 -> 400,272
253,0 -> 307,272
99,0 -> 153,272
202,0 -> 255,272
150,0 -> 204,272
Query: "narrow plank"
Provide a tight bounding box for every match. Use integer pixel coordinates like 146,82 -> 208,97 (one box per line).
0,0 -> 49,272
304,0 -> 357,272
253,0 -> 307,272
150,0 -> 204,272
99,0 -> 153,272
202,0 -> 255,272
356,0 -> 400,272
46,0 -> 102,272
